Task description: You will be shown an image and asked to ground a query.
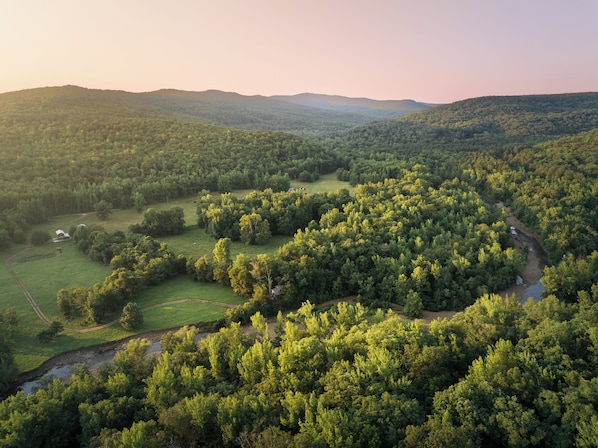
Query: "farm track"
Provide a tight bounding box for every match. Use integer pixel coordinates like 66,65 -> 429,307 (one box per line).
4,248 -> 52,326
5,246 -> 236,333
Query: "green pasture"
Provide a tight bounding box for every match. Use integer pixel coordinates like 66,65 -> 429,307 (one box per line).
136,276 -> 242,308
159,228 -> 293,260
4,262 -> 243,372
8,243 -> 112,321
290,172 -> 351,194
2,175 -> 350,373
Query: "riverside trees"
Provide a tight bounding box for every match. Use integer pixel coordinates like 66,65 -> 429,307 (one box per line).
274,167 -> 523,311
2,295 -> 598,447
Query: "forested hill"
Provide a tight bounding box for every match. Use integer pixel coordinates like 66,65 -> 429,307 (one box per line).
328,92 -> 598,158
0,86 -> 430,138
0,86 -> 339,215
141,90 -> 433,135
397,92 -> 598,136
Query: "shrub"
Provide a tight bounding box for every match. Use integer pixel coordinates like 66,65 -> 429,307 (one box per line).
120,302 -> 144,330
31,230 -> 51,246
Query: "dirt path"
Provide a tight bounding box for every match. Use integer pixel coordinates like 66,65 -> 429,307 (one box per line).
5,246 -> 236,333
4,248 -> 52,326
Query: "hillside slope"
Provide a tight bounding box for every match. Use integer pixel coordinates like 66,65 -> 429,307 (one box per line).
328,92 -> 598,157
0,86 -> 338,215
397,92 -> 598,136
1,85 -> 431,138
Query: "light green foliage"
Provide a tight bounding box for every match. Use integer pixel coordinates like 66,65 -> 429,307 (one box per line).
240,212 -> 271,245
228,254 -> 254,298
120,302 -> 144,330
275,169 -> 524,310
212,237 -> 232,285
542,252 -> 598,303
3,296 -> 598,446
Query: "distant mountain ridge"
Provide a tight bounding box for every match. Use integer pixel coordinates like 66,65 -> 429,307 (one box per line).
272,93 -> 434,119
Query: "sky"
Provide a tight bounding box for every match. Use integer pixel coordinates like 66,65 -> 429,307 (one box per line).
1,0 -> 597,103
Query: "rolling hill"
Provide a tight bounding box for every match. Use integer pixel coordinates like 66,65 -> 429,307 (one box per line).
0,86 -> 432,139
328,92 -> 598,157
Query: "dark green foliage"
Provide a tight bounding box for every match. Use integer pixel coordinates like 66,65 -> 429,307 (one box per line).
403,291 -> 423,318
0,87 -> 339,219
129,207 -> 185,237
36,321 -> 63,343
30,230 -> 51,246
0,230 -> 10,250
94,200 -> 113,220
0,324 -> 18,390
399,93 -> 598,137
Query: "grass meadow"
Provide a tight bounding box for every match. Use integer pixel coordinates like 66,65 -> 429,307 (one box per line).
2,174 -> 350,372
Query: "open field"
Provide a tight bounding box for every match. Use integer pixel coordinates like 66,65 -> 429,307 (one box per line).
160,229 -> 293,260
5,263 -> 243,371
3,175 -> 352,372
290,172 -> 351,194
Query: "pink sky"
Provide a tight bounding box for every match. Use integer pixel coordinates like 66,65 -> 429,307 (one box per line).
1,0 -> 597,103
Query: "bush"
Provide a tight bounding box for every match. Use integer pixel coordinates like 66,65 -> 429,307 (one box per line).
120,302 -> 144,330
31,230 -> 51,246
36,321 -> 63,343
298,170 -> 314,182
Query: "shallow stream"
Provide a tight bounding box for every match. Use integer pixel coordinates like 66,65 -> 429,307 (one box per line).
519,232 -> 548,301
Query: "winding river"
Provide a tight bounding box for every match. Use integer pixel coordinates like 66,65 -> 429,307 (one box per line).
12,203 -> 550,396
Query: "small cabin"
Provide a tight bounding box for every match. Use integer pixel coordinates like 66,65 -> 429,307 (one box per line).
53,229 -> 71,242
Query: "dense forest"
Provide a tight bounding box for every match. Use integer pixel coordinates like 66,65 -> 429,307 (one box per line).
1,87 -> 598,447
1,292 -> 598,447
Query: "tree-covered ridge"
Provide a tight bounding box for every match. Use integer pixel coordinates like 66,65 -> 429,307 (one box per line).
327,93 -> 598,167
0,85 -> 419,139
0,110 -> 336,215
397,92 -> 598,137
2,291 -> 597,447
463,128 -> 598,262
137,90 -> 390,136
271,93 -> 433,119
